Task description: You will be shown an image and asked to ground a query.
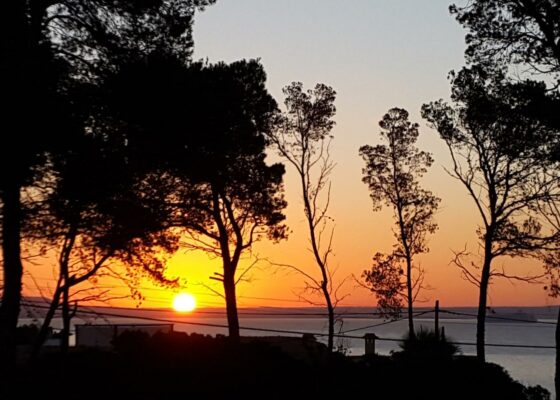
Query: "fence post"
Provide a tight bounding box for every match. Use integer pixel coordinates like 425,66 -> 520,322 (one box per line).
435,300 -> 440,341
364,333 -> 377,355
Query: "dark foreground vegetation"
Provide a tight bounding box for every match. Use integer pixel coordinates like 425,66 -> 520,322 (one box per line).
4,330 -> 549,400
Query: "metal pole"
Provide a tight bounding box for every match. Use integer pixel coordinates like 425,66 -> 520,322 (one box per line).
435,300 -> 440,341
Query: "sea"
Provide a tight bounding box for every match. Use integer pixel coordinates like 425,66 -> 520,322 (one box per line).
20,307 -> 558,396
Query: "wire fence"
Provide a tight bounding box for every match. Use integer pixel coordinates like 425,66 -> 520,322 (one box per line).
20,301 -> 558,351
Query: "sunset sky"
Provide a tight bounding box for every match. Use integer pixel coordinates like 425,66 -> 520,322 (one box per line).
24,0 -> 554,310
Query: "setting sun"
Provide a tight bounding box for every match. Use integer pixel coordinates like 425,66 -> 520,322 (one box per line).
172,293 -> 197,312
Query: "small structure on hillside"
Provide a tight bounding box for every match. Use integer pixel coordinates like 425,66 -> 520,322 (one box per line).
76,323 -> 174,348
242,334 -> 328,363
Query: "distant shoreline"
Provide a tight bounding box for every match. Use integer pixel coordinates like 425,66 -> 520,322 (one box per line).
20,298 -> 560,320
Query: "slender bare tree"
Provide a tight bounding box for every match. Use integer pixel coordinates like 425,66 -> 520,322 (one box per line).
270,82 -> 343,352
360,108 -> 440,339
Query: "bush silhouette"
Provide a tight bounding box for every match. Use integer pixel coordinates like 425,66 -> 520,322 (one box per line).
396,327 -> 460,359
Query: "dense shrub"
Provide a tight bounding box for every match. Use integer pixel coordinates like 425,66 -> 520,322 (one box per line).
396,327 -> 460,359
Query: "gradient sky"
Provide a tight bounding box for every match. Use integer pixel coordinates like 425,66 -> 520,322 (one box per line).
24,0 -> 555,310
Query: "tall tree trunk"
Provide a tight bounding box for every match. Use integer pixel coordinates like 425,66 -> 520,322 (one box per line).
294,144 -> 337,353
212,189 -> 240,343
555,306 -> 560,399
322,282 -> 334,352
406,257 -> 415,340
61,279 -> 70,354
60,247 -> 71,354
476,255 -> 492,363
0,184 -> 23,368
303,181 -> 335,352
312,245 -> 335,352
223,268 -> 239,342
396,185 -> 415,341
32,285 -> 62,360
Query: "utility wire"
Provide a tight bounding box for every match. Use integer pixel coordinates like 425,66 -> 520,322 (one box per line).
440,319 -> 554,329
341,311 -> 432,334
440,309 -> 557,325
21,302 -> 557,350
21,298 -> 558,324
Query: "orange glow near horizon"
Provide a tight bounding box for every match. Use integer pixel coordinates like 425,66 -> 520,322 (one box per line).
17,161 -> 558,311
20,236 -> 556,311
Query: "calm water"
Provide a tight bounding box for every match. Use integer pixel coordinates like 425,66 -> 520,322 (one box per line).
24,316 -> 556,395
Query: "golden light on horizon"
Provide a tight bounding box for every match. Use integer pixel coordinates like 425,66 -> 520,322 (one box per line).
172,293 -> 197,312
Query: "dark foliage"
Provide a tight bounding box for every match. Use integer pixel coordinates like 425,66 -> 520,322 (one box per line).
422,65 -> 560,361
101,56 -> 287,340
0,0 -> 214,365
360,108 -> 439,335
6,332 -> 548,400
395,327 -> 460,360
15,325 -> 41,346
451,0 -> 560,83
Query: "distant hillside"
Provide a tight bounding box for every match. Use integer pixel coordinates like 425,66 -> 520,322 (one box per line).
19,297 -> 559,321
